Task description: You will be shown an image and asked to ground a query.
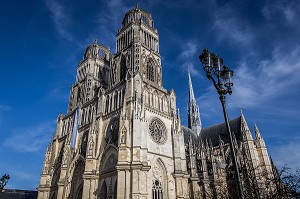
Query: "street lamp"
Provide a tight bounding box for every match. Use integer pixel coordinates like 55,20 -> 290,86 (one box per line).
199,48 -> 244,199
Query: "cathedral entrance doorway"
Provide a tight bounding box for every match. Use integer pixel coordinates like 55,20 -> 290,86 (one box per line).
152,158 -> 167,199
98,145 -> 118,198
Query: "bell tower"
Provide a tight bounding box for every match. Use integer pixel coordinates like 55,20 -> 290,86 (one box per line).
115,6 -> 189,199
115,5 -> 162,87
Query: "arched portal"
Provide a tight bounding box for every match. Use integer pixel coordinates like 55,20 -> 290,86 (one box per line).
152,158 -> 167,199
68,158 -> 85,199
98,146 -> 118,199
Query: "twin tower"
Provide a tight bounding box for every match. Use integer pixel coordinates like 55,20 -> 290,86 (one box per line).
38,6 -> 274,199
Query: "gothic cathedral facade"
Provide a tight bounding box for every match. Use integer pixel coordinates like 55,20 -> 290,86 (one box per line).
38,6 -> 275,199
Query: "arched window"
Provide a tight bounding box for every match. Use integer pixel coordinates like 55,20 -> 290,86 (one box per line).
81,110 -> 85,125
147,59 -> 155,82
69,160 -> 84,199
114,92 -> 118,110
105,97 -> 109,113
120,55 -> 126,81
152,180 -> 163,199
80,132 -> 88,157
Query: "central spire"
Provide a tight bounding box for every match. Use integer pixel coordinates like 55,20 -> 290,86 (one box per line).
188,69 -> 202,135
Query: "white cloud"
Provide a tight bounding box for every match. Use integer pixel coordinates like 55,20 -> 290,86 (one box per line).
283,7 -> 295,24
179,42 -> 197,59
3,121 -> 55,153
91,0 -> 130,51
269,136 -> 300,170
212,5 -> 253,46
45,0 -> 73,40
178,40 -> 202,77
228,45 -> 300,109
197,45 -> 300,123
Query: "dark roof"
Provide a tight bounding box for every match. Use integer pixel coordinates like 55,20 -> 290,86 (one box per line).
182,116 -> 242,146
182,126 -> 198,143
200,116 -> 242,146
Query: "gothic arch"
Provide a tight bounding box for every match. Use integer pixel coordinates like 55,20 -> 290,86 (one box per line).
104,118 -> 120,147
64,154 -> 85,198
66,156 -> 85,199
120,54 -> 127,81
152,158 -> 168,199
80,131 -> 88,157
100,145 -> 118,174
147,58 -> 156,82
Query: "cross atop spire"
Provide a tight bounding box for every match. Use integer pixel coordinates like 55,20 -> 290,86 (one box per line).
187,69 -> 202,135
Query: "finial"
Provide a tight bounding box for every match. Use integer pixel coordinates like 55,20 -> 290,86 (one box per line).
240,108 -> 243,115
136,3 -> 139,9
94,38 -> 98,44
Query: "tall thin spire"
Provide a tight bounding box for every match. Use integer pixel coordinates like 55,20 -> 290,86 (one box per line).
188,69 -> 202,135
254,123 -> 266,148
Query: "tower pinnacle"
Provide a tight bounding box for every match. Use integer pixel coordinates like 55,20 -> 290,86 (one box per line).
188,69 -> 202,135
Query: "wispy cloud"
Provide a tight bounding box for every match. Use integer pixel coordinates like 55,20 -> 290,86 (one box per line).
90,0 -> 131,51
0,105 -> 11,111
6,170 -> 39,190
179,41 -> 201,76
231,45 -> 300,108
197,45 -> 300,122
212,4 -> 253,46
3,121 -> 55,153
45,0 -> 73,40
262,0 -> 300,26
0,105 -> 11,127
269,136 -> 300,170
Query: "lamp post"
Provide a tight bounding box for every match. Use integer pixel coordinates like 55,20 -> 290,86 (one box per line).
199,48 -> 244,199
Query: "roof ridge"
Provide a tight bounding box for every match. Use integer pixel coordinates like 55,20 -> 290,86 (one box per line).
201,116 -> 241,130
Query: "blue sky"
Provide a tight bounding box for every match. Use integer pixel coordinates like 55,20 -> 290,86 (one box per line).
0,0 -> 300,191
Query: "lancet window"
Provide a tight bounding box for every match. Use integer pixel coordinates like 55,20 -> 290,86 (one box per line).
147,59 -> 155,82
120,55 -> 126,81
152,180 -> 163,199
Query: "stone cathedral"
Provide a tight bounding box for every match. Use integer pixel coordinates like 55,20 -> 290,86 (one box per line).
38,6 -> 275,199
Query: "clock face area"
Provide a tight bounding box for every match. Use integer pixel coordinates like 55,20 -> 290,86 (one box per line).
149,118 -> 167,144
105,119 -> 119,146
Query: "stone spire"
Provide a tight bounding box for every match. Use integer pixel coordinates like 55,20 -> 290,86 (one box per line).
188,69 -> 202,135
240,111 -> 254,141
255,123 -> 266,148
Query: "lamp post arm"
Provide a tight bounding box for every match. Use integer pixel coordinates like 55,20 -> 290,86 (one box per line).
219,95 -> 244,199
207,73 -> 221,92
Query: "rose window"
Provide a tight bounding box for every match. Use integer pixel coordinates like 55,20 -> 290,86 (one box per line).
149,118 -> 167,144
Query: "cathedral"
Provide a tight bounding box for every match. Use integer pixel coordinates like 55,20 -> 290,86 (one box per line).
38,6 -> 275,199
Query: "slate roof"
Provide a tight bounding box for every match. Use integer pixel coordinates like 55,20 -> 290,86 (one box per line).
182,126 -> 198,143
183,116 -> 242,147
